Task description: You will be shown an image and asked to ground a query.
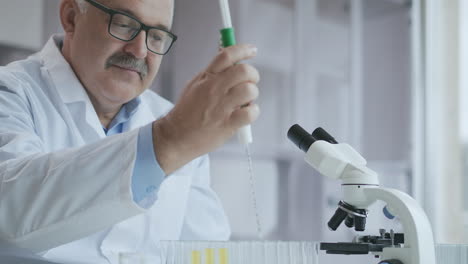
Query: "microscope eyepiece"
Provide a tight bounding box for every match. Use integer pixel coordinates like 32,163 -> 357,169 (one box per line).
312,127 -> 338,144
287,124 -> 316,152
288,125 -> 339,152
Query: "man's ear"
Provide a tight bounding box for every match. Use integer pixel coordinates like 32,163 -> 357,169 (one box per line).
60,0 -> 79,36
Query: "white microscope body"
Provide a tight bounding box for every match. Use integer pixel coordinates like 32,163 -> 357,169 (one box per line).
287,125 -> 436,264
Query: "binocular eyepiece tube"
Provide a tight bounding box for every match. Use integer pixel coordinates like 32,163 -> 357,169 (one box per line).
287,124 -> 338,153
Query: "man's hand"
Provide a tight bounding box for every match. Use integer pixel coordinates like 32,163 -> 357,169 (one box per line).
152,44 -> 260,174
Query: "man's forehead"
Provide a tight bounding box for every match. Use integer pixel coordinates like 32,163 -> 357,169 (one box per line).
100,0 -> 174,28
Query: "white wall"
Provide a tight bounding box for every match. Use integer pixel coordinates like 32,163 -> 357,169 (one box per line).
423,0 -> 464,243
362,3 -> 411,161
0,1 -> 44,50
0,0 -> 62,65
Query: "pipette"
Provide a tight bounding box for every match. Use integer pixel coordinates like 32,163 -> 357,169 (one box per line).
218,0 -> 253,145
218,0 -> 262,239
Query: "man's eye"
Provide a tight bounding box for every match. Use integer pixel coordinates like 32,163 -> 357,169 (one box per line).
114,22 -> 131,29
149,31 -> 165,41
112,20 -> 136,29
151,35 -> 162,41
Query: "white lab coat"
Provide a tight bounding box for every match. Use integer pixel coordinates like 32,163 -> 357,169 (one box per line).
0,35 -> 230,264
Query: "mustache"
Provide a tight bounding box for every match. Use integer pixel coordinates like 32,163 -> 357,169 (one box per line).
105,52 -> 148,79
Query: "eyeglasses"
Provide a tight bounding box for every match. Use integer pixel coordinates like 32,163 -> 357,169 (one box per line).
83,0 -> 177,55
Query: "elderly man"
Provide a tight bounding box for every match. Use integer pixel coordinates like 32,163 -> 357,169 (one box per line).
0,0 -> 259,263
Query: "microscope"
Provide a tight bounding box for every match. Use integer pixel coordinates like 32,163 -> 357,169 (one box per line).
287,124 -> 436,264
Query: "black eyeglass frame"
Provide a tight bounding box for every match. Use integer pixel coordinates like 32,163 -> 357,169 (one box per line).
82,0 -> 178,55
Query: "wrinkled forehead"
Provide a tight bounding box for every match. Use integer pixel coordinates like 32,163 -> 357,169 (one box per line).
100,0 -> 174,29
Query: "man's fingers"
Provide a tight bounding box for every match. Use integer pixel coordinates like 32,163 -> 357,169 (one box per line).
217,64 -> 260,93
230,103 -> 260,128
226,82 -> 259,109
206,44 -> 257,74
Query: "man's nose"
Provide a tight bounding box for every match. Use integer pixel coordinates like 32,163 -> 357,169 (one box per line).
124,30 -> 148,59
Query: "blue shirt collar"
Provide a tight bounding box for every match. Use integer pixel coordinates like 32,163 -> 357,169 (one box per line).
103,96 -> 142,135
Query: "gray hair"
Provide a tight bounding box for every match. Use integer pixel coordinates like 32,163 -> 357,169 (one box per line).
75,0 -> 88,13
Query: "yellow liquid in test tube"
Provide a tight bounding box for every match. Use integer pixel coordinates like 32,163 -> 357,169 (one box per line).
219,248 -> 228,264
191,248 -> 228,264
191,251 -> 201,264
205,249 -> 215,264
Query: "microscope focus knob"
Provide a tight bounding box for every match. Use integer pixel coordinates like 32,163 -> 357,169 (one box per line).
378,259 -> 404,264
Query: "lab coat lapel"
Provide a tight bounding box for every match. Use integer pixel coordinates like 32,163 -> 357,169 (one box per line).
40,36 -> 106,142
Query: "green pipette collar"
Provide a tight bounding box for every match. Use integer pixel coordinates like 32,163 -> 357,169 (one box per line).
220,28 -> 236,47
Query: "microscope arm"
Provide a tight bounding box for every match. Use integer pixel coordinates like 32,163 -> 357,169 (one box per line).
363,187 -> 436,264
